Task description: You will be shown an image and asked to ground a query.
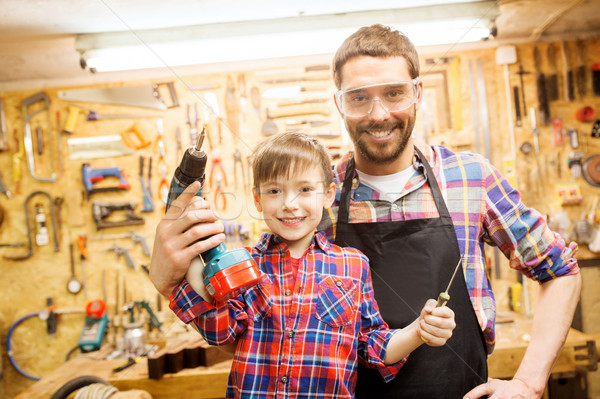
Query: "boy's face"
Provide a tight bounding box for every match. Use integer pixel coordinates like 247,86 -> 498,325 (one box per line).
253,165 -> 336,255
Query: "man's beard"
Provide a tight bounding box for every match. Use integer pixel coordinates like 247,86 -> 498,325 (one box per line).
347,109 -> 416,164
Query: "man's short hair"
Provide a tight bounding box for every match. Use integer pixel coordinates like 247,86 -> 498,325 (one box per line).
252,131 -> 333,189
332,24 -> 420,89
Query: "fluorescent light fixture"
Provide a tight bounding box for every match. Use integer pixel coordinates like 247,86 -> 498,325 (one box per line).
78,1 -> 497,72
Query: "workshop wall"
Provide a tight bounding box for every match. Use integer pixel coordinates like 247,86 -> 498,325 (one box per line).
1,38 -> 599,398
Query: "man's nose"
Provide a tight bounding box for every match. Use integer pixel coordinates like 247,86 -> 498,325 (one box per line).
368,97 -> 391,120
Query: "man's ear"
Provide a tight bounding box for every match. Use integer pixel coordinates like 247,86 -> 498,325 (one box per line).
415,79 -> 424,111
252,187 -> 262,212
323,182 -> 337,209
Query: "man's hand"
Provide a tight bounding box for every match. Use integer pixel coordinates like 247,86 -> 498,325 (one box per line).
463,377 -> 540,399
418,299 -> 456,346
149,181 -> 226,297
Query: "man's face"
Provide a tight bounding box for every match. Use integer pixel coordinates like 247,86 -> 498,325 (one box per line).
335,56 -> 422,168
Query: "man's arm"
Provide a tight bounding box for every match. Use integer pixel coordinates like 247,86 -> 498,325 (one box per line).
464,273 -> 581,399
149,181 -> 226,297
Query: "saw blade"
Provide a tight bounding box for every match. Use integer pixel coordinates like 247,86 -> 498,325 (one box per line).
58,86 -> 168,110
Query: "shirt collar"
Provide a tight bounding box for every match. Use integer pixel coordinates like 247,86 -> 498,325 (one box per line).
334,139 -> 433,190
254,231 -> 331,254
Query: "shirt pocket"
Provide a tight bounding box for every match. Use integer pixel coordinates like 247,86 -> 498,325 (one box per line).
245,273 -> 273,323
316,275 -> 358,327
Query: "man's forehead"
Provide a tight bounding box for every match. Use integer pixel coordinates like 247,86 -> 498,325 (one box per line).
339,56 -> 411,89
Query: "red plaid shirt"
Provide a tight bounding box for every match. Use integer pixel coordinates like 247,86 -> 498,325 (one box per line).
170,231 -> 404,398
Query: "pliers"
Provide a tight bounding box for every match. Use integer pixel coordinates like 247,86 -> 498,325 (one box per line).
233,149 -> 246,192
209,152 -> 228,189
214,175 -> 227,211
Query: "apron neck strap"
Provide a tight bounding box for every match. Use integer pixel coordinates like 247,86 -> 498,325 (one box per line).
338,147 -> 453,223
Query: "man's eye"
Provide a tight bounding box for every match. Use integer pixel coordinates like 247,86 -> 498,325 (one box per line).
347,92 -> 369,104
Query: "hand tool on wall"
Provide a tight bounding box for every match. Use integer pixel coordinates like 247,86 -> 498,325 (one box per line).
35,126 -> 43,155
0,171 -> 11,198
225,75 -> 239,143
250,86 -> 261,118
268,106 -> 330,119
166,128 -> 260,302
78,235 -> 89,300
106,245 -> 136,269
34,203 -> 49,246
213,176 -> 226,211
238,74 -> 247,122
513,86 -> 522,127
3,191 -> 59,260
496,46 -> 518,165
561,41 -> 575,102
91,231 -> 151,257
582,154 -> 600,188
552,117 -> 565,146
120,125 -> 152,149
21,92 -> 57,182
467,59 -> 482,154
58,82 -> 179,110
0,98 -> 7,151
92,201 -> 145,230
139,156 -> 154,212
209,151 -> 227,189
67,134 -> 134,160
186,103 -> 199,145
575,40 -> 588,98
593,64 -> 600,96
436,254 -> 464,307
12,129 -> 24,194
63,105 -> 163,135
203,92 -> 222,144
233,148 -> 246,192
262,85 -> 329,99
533,47 -> 551,126
67,243 -> 83,295
81,163 -> 130,199
78,299 -> 109,353
546,44 -> 559,101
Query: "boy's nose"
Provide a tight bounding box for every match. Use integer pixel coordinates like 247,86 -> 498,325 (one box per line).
283,192 -> 299,209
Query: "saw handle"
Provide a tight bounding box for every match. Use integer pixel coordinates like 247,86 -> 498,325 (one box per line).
153,82 -> 179,109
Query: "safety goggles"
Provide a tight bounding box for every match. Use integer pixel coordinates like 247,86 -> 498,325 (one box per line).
335,79 -> 420,117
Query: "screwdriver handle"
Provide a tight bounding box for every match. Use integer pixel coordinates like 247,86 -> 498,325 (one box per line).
436,291 -> 450,307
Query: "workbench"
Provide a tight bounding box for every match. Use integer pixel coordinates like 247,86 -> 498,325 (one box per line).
15,317 -> 599,399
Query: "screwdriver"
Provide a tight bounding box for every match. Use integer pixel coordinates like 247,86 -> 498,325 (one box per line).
436,254 -> 464,307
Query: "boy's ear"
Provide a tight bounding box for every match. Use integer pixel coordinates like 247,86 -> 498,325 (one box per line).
252,187 -> 262,212
323,182 -> 336,209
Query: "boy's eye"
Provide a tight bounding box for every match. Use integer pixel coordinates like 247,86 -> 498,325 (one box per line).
264,188 -> 281,195
300,186 -> 314,193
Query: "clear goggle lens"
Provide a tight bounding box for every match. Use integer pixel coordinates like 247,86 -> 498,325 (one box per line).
336,79 -> 420,117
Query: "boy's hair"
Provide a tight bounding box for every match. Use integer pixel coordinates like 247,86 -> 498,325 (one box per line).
332,24 -> 420,89
252,131 -> 333,190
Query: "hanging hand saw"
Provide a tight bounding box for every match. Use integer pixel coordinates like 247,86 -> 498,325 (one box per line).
58,82 -> 179,110
21,92 -> 57,182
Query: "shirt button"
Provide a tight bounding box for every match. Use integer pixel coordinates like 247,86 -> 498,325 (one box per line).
336,281 -> 342,287
285,289 -> 292,296
288,331 -> 295,338
391,203 -> 400,212
281,376 -> 288,383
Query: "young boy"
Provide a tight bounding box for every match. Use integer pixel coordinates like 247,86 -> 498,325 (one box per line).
169,131 -> 455,398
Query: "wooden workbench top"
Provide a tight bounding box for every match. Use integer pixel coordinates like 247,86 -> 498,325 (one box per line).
15,315 -> 599,399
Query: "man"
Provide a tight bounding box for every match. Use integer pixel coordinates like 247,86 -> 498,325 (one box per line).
150,24 -> 581,399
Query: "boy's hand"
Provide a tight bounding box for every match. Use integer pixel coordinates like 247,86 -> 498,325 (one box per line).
149,181 -> 226,297
417,299 -> 456,346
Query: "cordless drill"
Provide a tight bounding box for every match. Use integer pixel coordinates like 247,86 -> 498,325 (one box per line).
166,127 -> 260,301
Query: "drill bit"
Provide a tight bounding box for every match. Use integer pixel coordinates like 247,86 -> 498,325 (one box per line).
436,254 -> 464,307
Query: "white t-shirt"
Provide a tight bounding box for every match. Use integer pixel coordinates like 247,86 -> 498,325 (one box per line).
356,165 -> 415,203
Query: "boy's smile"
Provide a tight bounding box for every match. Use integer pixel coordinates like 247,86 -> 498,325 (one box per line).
253,165 -> 335,257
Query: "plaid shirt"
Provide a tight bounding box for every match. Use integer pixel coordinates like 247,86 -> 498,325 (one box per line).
318,141 -> 579,354
170,231 -> 403,399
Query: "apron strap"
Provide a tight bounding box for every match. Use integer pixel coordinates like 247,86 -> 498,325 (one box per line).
337,156 -> 355,224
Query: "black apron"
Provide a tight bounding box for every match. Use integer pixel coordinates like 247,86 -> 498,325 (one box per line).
334,150 -> 487,398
